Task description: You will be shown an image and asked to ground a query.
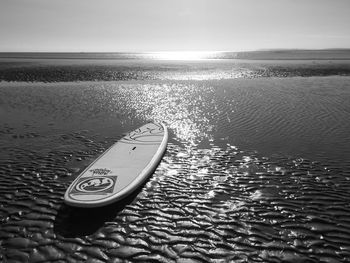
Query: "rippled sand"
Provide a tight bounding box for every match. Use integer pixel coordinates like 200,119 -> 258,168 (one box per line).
1,77 -> 350,262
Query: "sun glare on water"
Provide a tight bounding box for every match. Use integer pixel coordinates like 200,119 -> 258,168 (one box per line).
148,51 -> 218,60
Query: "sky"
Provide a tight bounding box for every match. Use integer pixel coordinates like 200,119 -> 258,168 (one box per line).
0,0 -> 349,52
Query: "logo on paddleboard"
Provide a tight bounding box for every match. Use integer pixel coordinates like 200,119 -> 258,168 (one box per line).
74,176 -> 117,194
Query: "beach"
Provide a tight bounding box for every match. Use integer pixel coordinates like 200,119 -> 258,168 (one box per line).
1,54 -> 350,262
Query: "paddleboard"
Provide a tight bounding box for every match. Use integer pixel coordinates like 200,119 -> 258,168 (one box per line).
64,123 -> 168,207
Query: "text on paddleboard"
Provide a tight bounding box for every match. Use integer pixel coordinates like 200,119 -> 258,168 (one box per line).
89,168 -> 112,176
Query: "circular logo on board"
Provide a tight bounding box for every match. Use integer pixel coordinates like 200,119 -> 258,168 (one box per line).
75,177 -> 114,193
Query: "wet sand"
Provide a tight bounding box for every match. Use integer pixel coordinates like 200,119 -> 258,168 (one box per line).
1,64 -> 350,261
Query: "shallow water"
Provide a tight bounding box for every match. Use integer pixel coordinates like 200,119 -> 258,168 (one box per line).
1,62 -> 350,262
1,58 -> 350,82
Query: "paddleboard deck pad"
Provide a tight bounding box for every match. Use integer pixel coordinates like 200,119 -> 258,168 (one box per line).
64,123 -> 168,207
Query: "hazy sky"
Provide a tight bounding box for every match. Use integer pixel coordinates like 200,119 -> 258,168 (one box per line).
1,0 -> 349,52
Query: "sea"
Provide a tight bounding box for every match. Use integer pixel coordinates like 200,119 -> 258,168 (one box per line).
1,51 -> 350,262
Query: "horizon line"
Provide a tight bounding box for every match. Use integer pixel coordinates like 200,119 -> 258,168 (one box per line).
1,48 -> 350,53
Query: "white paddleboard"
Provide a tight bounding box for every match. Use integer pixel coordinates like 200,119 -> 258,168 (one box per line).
64,123 -> 168,208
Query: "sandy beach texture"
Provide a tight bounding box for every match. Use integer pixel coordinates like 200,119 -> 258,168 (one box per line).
1,56 -> 350,262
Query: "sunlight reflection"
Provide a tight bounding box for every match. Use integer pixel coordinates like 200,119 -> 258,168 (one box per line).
250,190 -> 263,200
104,82 -> 216,145
148,51 -> 219,60
126,83 -> 213,145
